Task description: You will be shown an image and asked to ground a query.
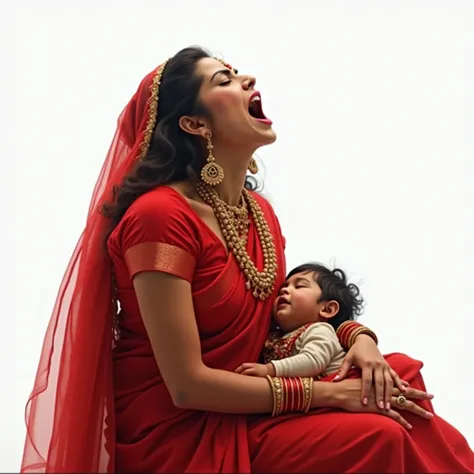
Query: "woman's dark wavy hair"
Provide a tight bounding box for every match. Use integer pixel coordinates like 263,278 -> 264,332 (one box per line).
287,263 -> 365,330
101,46 -> 258,241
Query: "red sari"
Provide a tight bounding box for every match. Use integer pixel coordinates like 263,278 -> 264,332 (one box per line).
21,63 -> 473,473
107,185 -> 473,473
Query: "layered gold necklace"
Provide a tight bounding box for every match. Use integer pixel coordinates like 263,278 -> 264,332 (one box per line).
196,181 -> 278,300
221,195 -> 249,244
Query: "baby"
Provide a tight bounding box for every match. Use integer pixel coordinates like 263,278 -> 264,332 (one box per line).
235,262 -> 364,379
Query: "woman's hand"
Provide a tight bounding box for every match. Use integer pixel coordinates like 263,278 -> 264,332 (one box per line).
332,378 -> 434,430
335,334 -> 407,409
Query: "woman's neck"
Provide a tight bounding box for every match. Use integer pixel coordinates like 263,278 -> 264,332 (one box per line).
212,144 -> 255,206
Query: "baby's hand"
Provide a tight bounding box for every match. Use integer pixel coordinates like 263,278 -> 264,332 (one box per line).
235,362 -> 276,377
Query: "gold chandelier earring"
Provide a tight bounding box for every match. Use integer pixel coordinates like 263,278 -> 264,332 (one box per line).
200,132 -> 224,186
248,157 -> 259,175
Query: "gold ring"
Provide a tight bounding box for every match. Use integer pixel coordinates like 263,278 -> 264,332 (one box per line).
396,395 -> 407,406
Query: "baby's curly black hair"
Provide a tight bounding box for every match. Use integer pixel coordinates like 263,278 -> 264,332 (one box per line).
286,262 -> 365,330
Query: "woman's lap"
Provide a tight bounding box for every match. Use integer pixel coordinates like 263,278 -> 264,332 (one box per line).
247,409 -> 413,473
248,404 -> 474,473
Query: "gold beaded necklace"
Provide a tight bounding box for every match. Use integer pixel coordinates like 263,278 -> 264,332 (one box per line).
196,181 -> 278,300
219,196 -> 249,244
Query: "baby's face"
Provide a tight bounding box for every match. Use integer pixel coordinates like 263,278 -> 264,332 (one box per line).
272,271 -> 323,333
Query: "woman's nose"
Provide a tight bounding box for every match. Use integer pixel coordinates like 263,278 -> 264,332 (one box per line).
242,75 -> 256,90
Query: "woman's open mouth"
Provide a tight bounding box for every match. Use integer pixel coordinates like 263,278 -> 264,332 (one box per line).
248,92 -> 272,125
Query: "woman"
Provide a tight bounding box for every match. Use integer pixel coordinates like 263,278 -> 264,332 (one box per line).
22,47 -> 473,473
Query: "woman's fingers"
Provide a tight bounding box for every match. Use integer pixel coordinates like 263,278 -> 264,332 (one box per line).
384,408 -> 412,430
391,396 -> 434,420
405,386 -> 434,400
334,355 -> 353,382
360,365 -> 374,405
393,386 -> 434,400
389,367 -> 407,392
373,363 -> 386,409
383,368 -> 394,409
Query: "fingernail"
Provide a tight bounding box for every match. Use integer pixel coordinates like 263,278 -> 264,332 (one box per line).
407,424 -> 413,430
426,412 -> 434,418
386,402 -> 391,410
334,375 -> 340,380
378,401 -> 384,409
428,394 -> 434,399
363,397 -> 368,405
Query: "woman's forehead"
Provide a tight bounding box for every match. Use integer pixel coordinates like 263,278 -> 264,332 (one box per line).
195,57 -> 233,80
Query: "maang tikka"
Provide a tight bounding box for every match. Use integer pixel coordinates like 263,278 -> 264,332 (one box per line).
200,132 -> 225,186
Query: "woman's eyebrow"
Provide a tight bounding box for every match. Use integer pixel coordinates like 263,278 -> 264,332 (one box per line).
210,69 -> 232,83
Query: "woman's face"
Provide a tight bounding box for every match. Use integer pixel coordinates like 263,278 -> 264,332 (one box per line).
188,57 -> 277,148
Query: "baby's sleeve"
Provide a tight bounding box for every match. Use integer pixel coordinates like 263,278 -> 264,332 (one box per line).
271,323 -> 341,377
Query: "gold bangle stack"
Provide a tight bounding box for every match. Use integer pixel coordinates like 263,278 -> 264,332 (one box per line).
266,375 -> 313,417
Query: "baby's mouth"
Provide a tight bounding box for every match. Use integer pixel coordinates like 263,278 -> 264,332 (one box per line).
276,295 -> 290,309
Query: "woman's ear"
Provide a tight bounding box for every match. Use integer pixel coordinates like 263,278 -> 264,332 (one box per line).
178,115 -> 209,137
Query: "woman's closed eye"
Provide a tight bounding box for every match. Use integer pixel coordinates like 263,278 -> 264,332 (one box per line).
219,80 -> 232,86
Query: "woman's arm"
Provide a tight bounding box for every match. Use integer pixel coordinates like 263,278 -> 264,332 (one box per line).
134,270 -> 335,413
134,270 -> 434,427
336,321 -> 406,409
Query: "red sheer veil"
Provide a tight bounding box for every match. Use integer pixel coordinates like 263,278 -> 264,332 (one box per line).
21,62 -> 168,473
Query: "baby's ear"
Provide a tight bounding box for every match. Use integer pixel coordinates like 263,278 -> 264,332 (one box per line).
320,300 -> 340,319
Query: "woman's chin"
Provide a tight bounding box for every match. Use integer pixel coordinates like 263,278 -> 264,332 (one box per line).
253,126 -> 277,147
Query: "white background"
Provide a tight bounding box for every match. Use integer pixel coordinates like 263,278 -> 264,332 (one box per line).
4,0 -> 473,470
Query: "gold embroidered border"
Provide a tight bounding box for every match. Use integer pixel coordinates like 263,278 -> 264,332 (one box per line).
136,60 -> 170,162
125,242 -> 196,282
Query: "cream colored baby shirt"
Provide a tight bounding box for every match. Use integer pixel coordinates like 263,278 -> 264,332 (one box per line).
271,322 -> 346,378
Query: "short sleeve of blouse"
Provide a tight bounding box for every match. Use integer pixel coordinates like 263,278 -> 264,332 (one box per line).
115,187 -> 200,282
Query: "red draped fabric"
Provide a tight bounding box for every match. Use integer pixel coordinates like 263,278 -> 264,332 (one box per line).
107,186 -> 473,472
249,353 -> 474,472
107,185 -> 286,471
21,62 -> 474,473
21,67 -> 160,473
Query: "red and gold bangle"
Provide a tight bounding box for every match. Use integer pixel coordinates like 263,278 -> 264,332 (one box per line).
295,378 -> 305,412
267,376 -> 313,416
348,326 -> 379,348
281,378 -> 290,413
287,378 -> 297,412
337,321 -> 379,349
336,321 -> 359,349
